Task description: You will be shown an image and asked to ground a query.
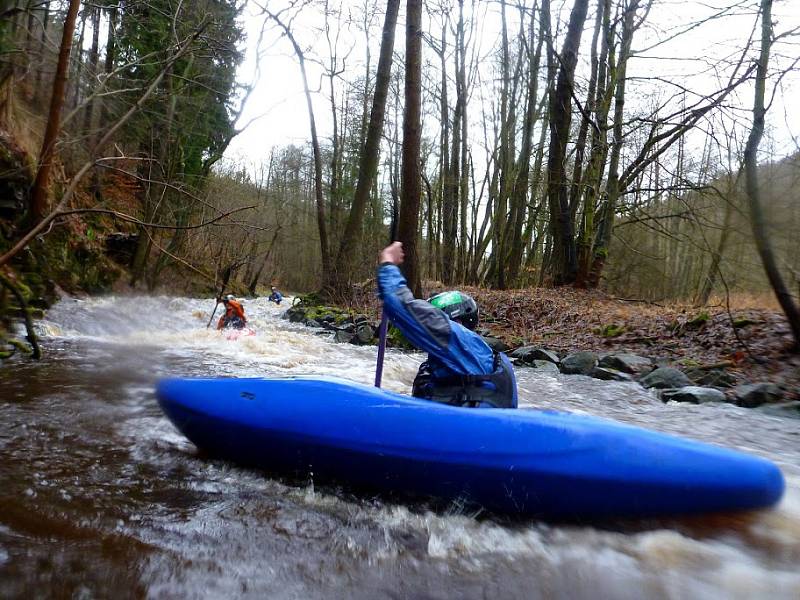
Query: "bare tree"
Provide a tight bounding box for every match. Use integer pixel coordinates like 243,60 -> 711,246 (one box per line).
744,0 -> 800,349
397,0 -> 423,295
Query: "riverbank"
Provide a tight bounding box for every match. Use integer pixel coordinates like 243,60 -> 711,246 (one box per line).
287,284 -> 800,411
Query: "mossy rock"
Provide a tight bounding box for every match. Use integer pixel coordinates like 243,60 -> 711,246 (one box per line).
0,350 -> 13,359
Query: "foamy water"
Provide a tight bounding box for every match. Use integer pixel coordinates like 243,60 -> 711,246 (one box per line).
0,295 -> 797,599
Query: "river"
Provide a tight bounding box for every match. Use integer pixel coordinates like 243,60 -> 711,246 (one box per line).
1,296 -> 798,599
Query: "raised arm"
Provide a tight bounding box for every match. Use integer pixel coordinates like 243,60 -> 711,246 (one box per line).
377,244 -> 493,375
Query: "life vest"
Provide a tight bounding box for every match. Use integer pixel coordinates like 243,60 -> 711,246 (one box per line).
412,351 -> 518,409
218,300 -> 246,330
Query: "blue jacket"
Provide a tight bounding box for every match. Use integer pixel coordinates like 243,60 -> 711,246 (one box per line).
377,263 -> 495,376
377,264 -> 517,408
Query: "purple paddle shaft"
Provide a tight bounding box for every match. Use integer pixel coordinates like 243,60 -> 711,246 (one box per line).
374,310 -> 388,387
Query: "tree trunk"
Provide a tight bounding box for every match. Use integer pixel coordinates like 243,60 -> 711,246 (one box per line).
544,0 -> 589,286
744,0 -> 800,349
28,0 -> 81,225
267,12 -> 332,283
587,0 -> 639,288
331,0 -> 400,292
397,0 -> 423,295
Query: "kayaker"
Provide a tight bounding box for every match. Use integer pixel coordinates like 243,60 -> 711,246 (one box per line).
217,294 -> 247,330
268,286 -> 283,305
377,242 -> 517,408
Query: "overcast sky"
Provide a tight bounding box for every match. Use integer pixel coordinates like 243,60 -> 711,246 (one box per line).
224,0 -> 800,170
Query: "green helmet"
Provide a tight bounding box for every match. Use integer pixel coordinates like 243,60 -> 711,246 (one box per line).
428,290 -> 479,330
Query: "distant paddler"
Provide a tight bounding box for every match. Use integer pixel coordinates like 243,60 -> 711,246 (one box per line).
268,286 -> 283,305
217,294 -> 247,330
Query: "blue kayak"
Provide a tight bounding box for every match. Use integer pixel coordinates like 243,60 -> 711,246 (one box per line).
156,376 -> 784,519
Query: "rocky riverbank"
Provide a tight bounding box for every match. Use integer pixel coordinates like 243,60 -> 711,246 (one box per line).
284,289 -> 800,418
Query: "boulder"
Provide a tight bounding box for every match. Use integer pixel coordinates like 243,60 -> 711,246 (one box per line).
638,367 -> 692,389
354,322 -> 375,344
685,368 -> 737,388
304,319 -> 321,328
598,353 -> 653,376
482,336 -> 510,353
353,314 -> 369,325
286,307 -> 307,323
660,386 -> 726,404
755,401 -> 800,419
333,330 -> 355,344
732,383 -> 783,408
336,322 -> 356,334
516,360 -> 560,373
510,346 -> 560,365
560,351 -> 598,375
591,367 -> 635,382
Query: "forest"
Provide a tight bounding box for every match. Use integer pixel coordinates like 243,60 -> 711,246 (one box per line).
0,0 -> 799,348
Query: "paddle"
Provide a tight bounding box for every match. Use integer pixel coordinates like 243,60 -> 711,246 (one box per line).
374,311 -> 389,387
375,218 -> 399,388
207,263 -> 234,329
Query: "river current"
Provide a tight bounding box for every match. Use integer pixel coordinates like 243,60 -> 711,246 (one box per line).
0,296 -> 798,599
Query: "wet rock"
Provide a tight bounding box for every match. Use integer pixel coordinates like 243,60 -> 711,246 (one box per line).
354,322 -> 375,344
638,367 -> 692,389
336,322 -> 356,334
286,307 -> 307,323
318,314 -> 337,324
353,314 -> 369,325
510,346 -> 560,365
685,368 -> 736,388
304,319 -> 321,328
333,330 -> 355,344
534,360 -> 560,373
591,367 -> 635,382
732,383 -> 783,408
660,386 -> 726,404
482,336 -> 510,353
598,353 -> 653,376
755,401 -> 800,419
560,351 -> 598,375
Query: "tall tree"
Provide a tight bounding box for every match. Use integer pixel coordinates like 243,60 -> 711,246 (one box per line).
331,0 -> 401,294
28,0 -> 82,225
397,0 -> 423,295
544,0 -> 590,285
744,0 -> 800,349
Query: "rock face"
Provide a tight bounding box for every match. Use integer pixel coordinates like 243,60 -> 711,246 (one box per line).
598,354 -> 653,376
660,386 -> 726,404
733,383 -> 783,408
638,367 -> 692,389
510,346 -> 560,365
560,351 -> 598,375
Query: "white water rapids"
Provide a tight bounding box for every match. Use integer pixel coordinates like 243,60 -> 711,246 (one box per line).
0,295 -> 798,599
